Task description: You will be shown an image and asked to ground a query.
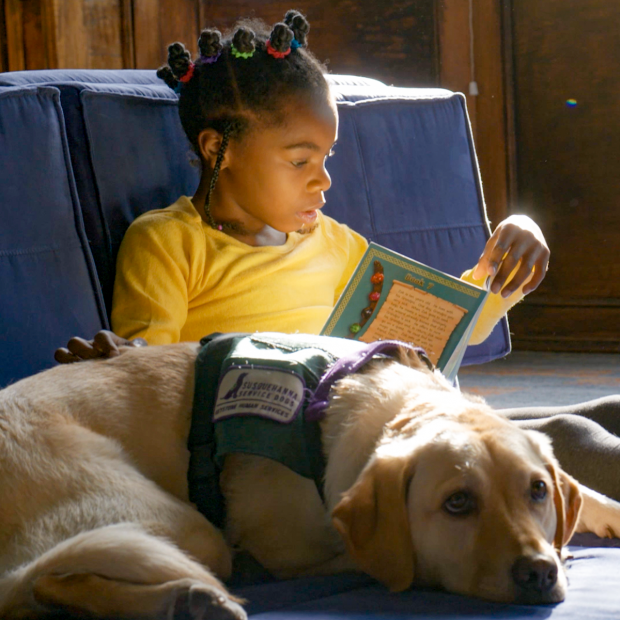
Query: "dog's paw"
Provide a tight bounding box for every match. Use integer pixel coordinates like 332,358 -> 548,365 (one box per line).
169,583 -> 247,620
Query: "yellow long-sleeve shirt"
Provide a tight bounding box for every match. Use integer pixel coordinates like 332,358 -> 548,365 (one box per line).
112,195 -> 525,346
112,196 -> 369,343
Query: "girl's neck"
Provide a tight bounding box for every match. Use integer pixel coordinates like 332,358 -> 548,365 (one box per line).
191,189 -> 287,247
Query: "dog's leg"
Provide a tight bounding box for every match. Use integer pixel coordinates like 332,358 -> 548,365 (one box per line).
0,524 -> 246,620
576,484 -> 620,539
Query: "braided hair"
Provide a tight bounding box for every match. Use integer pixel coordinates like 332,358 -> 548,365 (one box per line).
156,11 -> 328,232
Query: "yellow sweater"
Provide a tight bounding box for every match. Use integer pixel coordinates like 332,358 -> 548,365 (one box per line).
112,196 -> 369,343
112,195 -> 525,346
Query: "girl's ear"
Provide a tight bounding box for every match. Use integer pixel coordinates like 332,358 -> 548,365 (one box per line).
197,128 -> 232,170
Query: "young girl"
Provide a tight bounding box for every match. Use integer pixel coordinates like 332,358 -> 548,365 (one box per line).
56,11 -> 547,356
55,11 -> 620,500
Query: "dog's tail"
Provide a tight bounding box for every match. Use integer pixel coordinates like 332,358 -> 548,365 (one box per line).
0,523 -> 243,619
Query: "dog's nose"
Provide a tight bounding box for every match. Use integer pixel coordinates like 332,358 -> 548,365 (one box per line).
511,554 -> 558,594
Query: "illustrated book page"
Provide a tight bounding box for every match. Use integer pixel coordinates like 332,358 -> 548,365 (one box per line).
321,242 -> 488,382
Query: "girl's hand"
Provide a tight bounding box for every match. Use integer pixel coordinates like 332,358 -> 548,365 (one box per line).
54,330 -> 147,364
473,215 -> 550,298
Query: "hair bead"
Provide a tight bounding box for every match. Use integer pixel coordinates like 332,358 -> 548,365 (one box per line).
231,46 -> 255,59
201,52 -> 221,64
179,63 -> 195,83
266,40 -> 291,59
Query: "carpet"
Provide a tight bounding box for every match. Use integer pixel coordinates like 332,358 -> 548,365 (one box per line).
459,351 -> 620,409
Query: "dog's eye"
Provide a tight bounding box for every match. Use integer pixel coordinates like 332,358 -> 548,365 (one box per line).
443,491 -> 476,516
531,480 -> 547,502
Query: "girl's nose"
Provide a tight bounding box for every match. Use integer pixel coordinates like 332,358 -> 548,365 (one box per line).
310,164 -> 332,193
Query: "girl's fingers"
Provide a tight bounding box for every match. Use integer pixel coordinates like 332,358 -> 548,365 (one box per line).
490,249 -> 521,294
474,226 -> 518,280
54,348 -> 81,364
92,330 -> 125,356
523,250 -> 550,295
66,336 -> 104,360
498,257 -> 535,297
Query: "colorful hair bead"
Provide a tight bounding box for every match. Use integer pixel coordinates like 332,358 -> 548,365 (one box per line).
266,40 -> 291,59
290,38 -> 302,50
179,63 -> 196,83
231,45 -> 255,59
201,52 -> 221,64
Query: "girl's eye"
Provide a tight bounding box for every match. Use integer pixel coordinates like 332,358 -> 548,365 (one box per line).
443,491 -> 476,516
292,160 -> 308,168
531,480 -> 547,502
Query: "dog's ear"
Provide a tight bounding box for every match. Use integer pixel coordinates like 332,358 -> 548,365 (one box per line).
527,430 -> 583,550
546,462 -> 583,550
332,454 -> 414,592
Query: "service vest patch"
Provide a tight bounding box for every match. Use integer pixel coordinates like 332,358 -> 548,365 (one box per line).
213,366 -> 305,424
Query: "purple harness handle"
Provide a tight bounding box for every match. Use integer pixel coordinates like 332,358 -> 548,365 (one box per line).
305,340 -> 430,422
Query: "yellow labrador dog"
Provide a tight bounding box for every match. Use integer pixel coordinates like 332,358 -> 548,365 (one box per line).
1,334 -> 619,619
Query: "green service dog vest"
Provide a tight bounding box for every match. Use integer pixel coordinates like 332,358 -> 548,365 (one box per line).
188,332 -> 428,529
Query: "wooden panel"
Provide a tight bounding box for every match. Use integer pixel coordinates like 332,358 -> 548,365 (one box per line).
120,0 -> 135,68
0,0 -> 8,72
438,0 -> 510,227
438,0 -> 477,134
134,0 -> 200,69
470,0 -> 508,226
509,304 -> 620,353
52,0 -> 124,69
192,0 -> 439,86
4,0 -> 26,70
510,0 -> 620,351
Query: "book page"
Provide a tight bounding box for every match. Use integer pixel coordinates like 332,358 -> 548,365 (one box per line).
359,280 -> 467,365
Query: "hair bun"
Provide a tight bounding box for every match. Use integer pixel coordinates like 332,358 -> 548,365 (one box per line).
199,28 -> 223,58
156,65 -> 177,91
284,10 -> 310,46
269,23 -> 294,53
232,27 -> 256,55
167,42 -> 193,79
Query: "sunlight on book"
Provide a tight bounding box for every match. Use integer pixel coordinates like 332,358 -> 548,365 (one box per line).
358,280 -> 467,366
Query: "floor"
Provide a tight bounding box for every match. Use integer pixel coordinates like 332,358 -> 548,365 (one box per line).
459,351 -> 620,409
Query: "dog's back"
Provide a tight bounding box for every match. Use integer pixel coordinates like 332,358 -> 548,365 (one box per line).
0,344 -> 248,620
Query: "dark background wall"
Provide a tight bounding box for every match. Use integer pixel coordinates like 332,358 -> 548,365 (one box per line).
1,0 -> 618,353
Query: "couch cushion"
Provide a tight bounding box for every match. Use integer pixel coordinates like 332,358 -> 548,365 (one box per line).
235,545 -> 620,619
0,69 -> 160,87
78,83 -> 200,312
0,86 -> 106,387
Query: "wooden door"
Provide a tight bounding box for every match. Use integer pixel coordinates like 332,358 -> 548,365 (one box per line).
507,0 -> 620,352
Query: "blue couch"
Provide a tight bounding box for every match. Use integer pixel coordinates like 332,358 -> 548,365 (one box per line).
1,69 -> 617,618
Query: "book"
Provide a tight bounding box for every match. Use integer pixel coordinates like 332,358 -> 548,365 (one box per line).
321,242 -> 489,383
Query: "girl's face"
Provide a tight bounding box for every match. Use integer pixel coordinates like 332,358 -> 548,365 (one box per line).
212,95 -> 338,238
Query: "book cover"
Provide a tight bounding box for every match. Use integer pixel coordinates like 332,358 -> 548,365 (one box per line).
321,242 -> 488,382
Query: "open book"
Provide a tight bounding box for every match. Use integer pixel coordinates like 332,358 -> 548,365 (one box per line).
321,242 -> 489,383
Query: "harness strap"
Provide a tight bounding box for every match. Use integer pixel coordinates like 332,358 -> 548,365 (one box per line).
305,340 -> 431,421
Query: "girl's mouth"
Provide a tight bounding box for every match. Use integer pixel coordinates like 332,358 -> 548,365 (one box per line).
296,209 -> 319,224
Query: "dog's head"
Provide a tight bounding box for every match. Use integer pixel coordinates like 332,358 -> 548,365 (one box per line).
331,368 -> 582,604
